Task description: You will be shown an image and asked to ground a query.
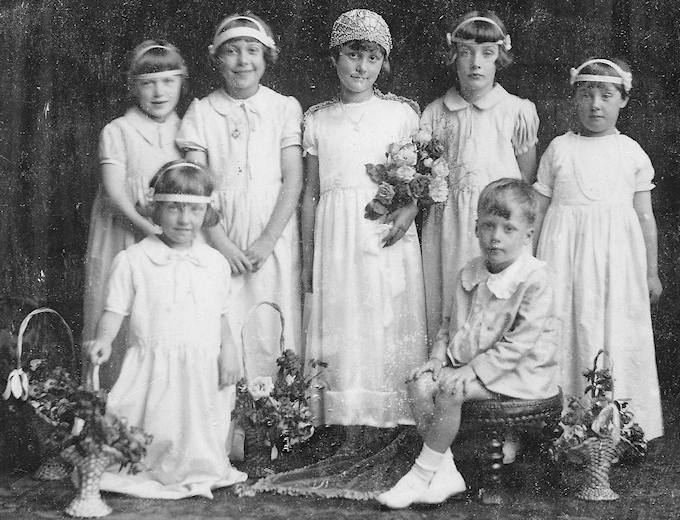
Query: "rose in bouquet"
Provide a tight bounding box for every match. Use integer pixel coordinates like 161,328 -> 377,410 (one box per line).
552,350 -> 646,464
233,349 -> 327,461
364,130 -> 450,220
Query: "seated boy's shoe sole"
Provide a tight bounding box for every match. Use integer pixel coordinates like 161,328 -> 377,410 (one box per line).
415,465 -> 467,504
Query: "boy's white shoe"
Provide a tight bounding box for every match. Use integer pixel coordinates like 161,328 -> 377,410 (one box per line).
416,456 -> 467,504
376,470 -> 431,509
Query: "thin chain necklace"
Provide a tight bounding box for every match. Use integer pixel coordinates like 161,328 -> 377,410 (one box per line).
339,101 -> 364,132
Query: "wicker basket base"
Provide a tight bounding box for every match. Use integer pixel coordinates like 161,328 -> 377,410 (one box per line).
33,456 -> 71,481
569,438 -> 621,501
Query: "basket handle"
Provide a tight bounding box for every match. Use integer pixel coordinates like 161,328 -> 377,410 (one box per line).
2,307 -> 76,401
240,301 -> 285,381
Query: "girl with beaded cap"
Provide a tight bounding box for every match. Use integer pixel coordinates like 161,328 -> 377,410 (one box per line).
176,12 -> 303,381
301,9 -> 427,443
87,160 -> 247,498
533,58 -> 664,440
83,40 -> 186,390
397,10 -> 540,347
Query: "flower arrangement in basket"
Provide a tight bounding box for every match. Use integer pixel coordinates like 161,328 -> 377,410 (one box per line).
364,130 -> 450,220
552,350 -> 647,501
2,308 -> 152,518
233,302 -> 327,476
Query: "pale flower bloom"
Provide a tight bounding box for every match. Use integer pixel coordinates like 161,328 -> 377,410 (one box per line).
413,129 -> 432,144
431,157 -> 450,178
428,176 -> 449,203
393,165 -> 416,183
423,157 -> 434,168
247,376 -> 274,400
388,139 -> 417,167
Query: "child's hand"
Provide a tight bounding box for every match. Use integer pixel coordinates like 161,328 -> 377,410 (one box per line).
219,363 -> 240,389
222,242 -> 253,275
382,203 -> 418,248
408,358 -> 445,382
85,339 -> 112,365
648,274 -> 662,304
437,365 -> 477,396
245,234 -> 277,272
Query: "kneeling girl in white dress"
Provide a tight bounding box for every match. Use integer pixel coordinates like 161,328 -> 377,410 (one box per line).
86,160 -> 247,499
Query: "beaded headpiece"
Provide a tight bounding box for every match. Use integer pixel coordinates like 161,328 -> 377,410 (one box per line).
209,15 -> 276,55
446,16 -> 511,51
330,9 -> 392,56
569,59 -> 633,93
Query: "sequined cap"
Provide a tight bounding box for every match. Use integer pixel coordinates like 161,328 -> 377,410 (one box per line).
330,9 -> 392,55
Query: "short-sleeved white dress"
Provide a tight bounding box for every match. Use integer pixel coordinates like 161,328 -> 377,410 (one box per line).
176,86 -> 302,379
420,84 -> 539,344
534,131 -> 663,440
83,106 -> 181,389
304,93 -> 428,427
98,236 -> 247,499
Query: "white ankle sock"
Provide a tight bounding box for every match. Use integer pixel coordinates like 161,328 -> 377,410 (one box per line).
412,444 -> 447,482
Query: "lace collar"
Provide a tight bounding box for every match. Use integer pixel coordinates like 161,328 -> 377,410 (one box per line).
461,253 -> 545,299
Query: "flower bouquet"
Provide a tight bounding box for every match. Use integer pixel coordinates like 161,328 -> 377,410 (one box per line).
552,350 -> 646,501
233,349 -> 327,477
364,130 -> 450,220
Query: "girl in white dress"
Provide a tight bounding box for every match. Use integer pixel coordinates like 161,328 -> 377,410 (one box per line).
534,59 -> 664,440
176,12 -> 302,380
83,40 -> 185,390
301,9 -> 427,434
87,160 -> 247,499
400,11 -> 540,345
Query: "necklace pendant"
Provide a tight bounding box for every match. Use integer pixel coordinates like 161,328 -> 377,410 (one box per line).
353,124 -> 360,132
232,129 -> 240,139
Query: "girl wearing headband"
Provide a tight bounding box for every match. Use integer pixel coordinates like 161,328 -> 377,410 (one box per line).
301,9 -> 427,448
415,10 -> 539,347
87,159 -> 247,498
533,58 -> 664,440
83,40 -> 187,390
176,12 -> 304,385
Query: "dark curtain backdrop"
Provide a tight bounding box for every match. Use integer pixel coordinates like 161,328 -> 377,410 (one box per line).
1,0 -> 679,392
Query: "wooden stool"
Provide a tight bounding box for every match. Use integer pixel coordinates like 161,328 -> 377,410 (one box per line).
458,390 -> 563,504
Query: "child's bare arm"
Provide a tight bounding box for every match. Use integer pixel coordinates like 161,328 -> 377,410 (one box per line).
301,155 -> 320,294
532,191 -> 552,254
86,311 -> 125,365
245,145 -> 303,271
218,314 -> 241,388
634,190 -> 662,303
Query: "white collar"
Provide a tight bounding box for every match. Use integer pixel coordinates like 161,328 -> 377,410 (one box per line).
461,253 -> 545,299
207,85 -> 272,116
443,83 -> 509,112
140,235 -> 207,267
125,106 -> 179,147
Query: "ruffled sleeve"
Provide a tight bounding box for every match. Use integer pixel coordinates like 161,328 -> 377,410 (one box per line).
98,120 -> 126,169
104,249 -> 135,317
419,101 -> 435,135
511,99 -> 539,155
280,96 -> 303,149
175,98 -> 208,153
532,139 -> 557,197
302,110 -> 318,157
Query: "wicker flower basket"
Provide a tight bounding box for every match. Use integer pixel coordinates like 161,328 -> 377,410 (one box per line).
567,436 -> 622,501
2,308 -> 77,481
61,444 -> 116,518
238,301 -> 286,478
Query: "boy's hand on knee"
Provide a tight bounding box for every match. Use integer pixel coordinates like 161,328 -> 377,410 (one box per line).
408,358 -> 444,382
438,365 -> 477,396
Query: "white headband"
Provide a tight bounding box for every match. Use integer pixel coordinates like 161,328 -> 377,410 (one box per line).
133,69 -> 184,81
152,193 -> 212,203
209,16 -> 276,54
132,44 -> 171,64
447,16 -> 511,51
570,59 -> 633,93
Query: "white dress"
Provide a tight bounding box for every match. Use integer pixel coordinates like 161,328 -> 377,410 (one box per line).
83,107 -> 181,390
304,93 -> 428,427
420,84 -> 539,345
534,131 -> 663,440
176,86 -> 302,379
99,236 -> 247,499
